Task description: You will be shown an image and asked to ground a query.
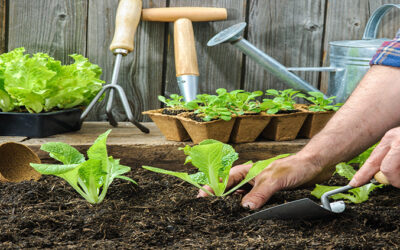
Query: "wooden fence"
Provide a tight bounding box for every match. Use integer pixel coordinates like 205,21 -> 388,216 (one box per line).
1,0 -> 400,122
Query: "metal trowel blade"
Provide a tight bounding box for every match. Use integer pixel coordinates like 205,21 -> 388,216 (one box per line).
239,198 -> 345,221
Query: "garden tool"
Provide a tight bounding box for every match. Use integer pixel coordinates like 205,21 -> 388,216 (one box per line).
81,0 -> 149,133
0,142 -> 41,182
240,171 -> 389,221
141,7 -> 228,102
208,4 -> 400,104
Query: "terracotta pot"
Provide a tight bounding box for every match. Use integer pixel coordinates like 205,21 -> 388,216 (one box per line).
0,142 -> 41,182
143,109 -> 190,142
261,111 -> 308,141
177,113 -> 236,144
230,113 -> 272,143
298,110 -> 335,139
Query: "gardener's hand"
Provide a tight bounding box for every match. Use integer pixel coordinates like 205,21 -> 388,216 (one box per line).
350,127 -> 400,188
197,154 -> 334,210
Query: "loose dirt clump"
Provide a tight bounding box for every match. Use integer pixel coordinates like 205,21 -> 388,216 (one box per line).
0,167 -> 399,249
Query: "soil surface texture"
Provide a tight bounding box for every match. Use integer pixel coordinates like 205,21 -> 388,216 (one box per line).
161,109 -> 187,116
0,167 -> 399,249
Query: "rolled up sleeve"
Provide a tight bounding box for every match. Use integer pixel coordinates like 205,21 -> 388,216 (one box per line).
370,30 -> 400,67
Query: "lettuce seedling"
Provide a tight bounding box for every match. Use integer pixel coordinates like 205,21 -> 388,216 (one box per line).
227,89 -> 264,114
311,143 -> 382,203
158,94 -> 198,110
143,139 -> 289,196
262,89 -> 304,114
193,93 -> 233,121
303,92 -> 343,112
30,130 -> 136,204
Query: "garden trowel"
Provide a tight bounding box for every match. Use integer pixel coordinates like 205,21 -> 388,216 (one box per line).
239,171 -> 389,221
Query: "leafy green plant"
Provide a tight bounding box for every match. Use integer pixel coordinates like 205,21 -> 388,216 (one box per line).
262,89 -> 303,114
311,143 -> 382,203
303,92 -> 342,112
30,130 -> 136,204
193,91 -> 233,121
227,89 -> 264,114
158,94 -> 198,110
143,139 -> 289,196
0,47 -> 104,113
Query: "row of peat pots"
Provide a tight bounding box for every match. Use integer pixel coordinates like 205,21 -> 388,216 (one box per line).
143,107 -> 335,144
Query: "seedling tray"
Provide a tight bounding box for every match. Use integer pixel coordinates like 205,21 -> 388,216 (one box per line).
0,108 -> 82,137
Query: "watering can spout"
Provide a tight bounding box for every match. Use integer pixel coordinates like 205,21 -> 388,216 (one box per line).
208,22 -> 326,98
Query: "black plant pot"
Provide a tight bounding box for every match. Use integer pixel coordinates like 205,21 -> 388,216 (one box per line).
0,108 -> 83,137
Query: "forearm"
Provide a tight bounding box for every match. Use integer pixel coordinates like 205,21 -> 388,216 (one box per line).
298,65 -> 400,168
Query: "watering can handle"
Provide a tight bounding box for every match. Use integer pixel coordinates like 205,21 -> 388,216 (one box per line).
363,4 -> 400,40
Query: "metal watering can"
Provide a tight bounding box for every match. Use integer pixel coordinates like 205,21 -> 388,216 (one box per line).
207,4 -> 400,103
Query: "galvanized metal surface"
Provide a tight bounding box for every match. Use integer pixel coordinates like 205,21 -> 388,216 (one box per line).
177,75 -> 199,102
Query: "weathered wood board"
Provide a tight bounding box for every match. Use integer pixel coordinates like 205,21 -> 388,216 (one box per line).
8,0 -> 87,64
243,0 -> 326,93
0,0 -> 5,54
17,122 -> 308,170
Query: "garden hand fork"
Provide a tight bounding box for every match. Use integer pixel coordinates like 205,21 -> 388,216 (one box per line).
81,0 -> 149,133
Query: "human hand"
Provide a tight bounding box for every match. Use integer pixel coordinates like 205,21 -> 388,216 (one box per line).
197,154 -> 333,210
350,127 -> 400,188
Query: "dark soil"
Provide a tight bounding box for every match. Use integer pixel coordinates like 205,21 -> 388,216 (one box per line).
276,109 -> 299,114
188,113 -> 217,122
161,109 -> 187,116
0,167 -> 399,249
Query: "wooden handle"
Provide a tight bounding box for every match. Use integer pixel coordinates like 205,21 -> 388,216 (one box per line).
110,0 -> 142,52
374,171 -> 390,185
142,7 -> 227,22
174,18 -> 199,76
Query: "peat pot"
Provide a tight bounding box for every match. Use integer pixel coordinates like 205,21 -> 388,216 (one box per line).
230,113 -> 271,143
298,110 -> 335,139
142,109 -> 190,142
0,108 -> 83,138
177,113 -> 236,144
261,112 -> 308,141
0,142 -> 41,182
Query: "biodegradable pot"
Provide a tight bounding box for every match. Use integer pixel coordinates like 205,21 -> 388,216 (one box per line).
0,142 -> 41,182
177,113 -> 236,144
0,108 -> 83,138
143,109 -> 190,142
230,113 -> 272,143
298,110 -> 335,139
261,111 -> 308,141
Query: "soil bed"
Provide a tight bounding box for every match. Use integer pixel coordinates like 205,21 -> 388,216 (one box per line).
0,167 -> 399,249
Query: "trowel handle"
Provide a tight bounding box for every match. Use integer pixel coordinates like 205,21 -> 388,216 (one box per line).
374,171 -> 390,185
363,4 -> 400,40
174,18 -> 199,76
110,0 -> 142,52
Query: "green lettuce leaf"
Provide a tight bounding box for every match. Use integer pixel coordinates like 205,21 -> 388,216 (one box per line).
30,130 -> 136,204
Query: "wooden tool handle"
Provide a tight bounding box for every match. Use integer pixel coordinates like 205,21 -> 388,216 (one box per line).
142,7 -> 227,22
174,18 -> 199,76
110,0 -> 142,52
374,171 -> 390,185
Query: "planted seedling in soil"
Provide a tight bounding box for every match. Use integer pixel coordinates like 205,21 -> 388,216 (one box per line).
143,139 -> 289,196
192,91 -> 233,122
311,144 -> 383,203
158,94 -> 198,115
262,89 -> 303,114
30,130 -> 136,204
227,89 -> 264,115
303,92 -> 343,112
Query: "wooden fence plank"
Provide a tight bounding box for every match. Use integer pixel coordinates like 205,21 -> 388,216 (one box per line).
8,0 -> 87,64
0,0 -> 5,54
86,0 -> 166,122
164,0 -> 246,97
243,0 -> 326,93
369,0 -> 400,39
320,0 -> 369,93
